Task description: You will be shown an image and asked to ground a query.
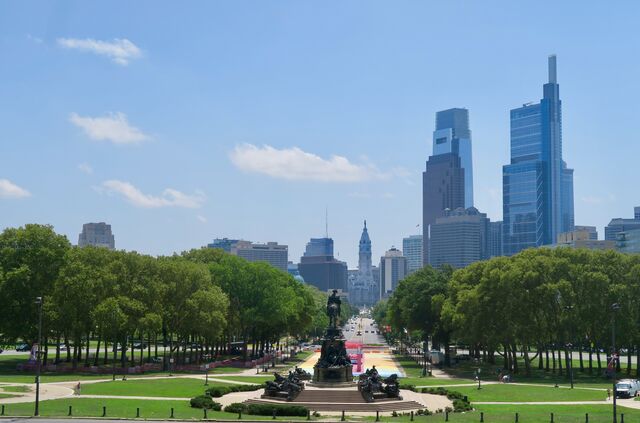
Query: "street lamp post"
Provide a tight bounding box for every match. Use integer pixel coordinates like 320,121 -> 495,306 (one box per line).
564,304 -> 575,390
476,368 -> 482,390
612,303 -> 621,423
34,296 -> 43,417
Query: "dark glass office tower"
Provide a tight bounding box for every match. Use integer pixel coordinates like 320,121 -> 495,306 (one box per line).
422,152 -> 465,265
503,55 -> 575,255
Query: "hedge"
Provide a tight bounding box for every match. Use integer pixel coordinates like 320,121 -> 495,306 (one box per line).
206,384 -> 263,397
246,404 -> 308,416
190,395 -> 222,410
224,403 -> 248,414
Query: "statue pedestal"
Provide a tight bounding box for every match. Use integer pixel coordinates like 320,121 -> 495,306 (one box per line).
312,326 -> 353,385
313,365 -> 353,384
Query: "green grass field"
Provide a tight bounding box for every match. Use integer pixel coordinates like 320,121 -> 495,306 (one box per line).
1,397 -> 322,420
452,384 -> 606,402
79,378 -> 235,398
0,384 -> 31,393
213,375 -> 273,383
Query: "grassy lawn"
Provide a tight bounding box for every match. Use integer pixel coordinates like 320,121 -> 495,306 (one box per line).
0,392 -> 16,398
80,378 -> 236,398
213,375 -> 273,384
436,357 -> 620,389
1,398 -> 272,419
0,384 -> 31,393
395,355 -> 425,378
356,405 -> 640,422
451,384 -> 606,402
402,377 -> 474,386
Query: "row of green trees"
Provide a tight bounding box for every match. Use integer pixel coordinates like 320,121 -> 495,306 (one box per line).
374,247 -> 640,377
0,224 -> 353,368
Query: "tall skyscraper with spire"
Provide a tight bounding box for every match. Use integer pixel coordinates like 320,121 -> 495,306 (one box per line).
348,220 -> 378,305
422,108 -> 473,265
503,55 -> 575,255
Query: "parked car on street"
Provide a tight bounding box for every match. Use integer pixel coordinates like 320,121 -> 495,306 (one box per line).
16,343 -> 30,352
616,379 -> 640,398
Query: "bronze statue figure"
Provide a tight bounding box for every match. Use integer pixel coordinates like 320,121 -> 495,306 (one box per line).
326,289 -> 341,328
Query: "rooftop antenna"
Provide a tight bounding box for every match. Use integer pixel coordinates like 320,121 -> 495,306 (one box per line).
325,206 -> 329,238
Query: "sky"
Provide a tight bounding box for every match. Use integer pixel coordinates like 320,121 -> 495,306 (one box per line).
1,1 -> 639,267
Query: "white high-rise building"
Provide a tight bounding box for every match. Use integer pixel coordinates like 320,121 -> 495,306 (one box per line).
379,247 -> 408,299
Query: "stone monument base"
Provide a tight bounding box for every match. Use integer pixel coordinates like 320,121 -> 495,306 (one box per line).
313,365 -> 353,384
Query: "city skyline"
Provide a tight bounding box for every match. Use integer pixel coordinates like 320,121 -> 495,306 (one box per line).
2,2 -> 639,267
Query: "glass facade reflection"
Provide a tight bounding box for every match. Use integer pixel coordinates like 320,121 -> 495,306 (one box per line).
503,55 -> 574,255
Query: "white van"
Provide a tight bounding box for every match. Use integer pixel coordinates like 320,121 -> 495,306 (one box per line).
616,379 -> 640,398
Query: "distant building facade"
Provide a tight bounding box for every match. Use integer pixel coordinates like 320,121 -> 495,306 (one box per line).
488,221 -> 503,258
304,238 -> 334,257
231,241 -> 288,272
207,238 -> 240,252
78,222 -> 115,250
298,237 -> 348,292
573,226 -> 598,240
429,207 -> 489,269
402,235 -> 423,274
557,229 -> 615,251
422,152 -> 465,264
617,229 -> 640,254
605,206 -> 640,241
379,248 -> 408,299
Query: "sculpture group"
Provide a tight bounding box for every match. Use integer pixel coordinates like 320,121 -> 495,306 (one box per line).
357,367 -> 401,403
264,371 -> 307,401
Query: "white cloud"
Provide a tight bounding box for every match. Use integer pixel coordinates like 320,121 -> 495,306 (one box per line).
27,34 -> 43,44
0,179 -> 31,199
78,163 -> 93,174
229,144 -> 388,182
196,215 -> 208,223
69,112 -> 150,144
57,37 -> 141,65
102,180 -> 204,209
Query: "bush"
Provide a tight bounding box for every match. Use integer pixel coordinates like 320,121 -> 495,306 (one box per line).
206,384 -> 262,397
190,395 -> 222,410
224,403 -> 248,413
421,388 -> 471,413
452,399 -> 472,412
245,403 -> 308,416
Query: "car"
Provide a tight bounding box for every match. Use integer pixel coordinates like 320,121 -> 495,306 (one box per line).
356,331 -> 362,336
132,341 -> 148,350
16,343 -> 30,352
616,380 -> 640,398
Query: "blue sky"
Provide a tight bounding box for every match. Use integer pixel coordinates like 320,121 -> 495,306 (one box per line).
1,1 -> 638,267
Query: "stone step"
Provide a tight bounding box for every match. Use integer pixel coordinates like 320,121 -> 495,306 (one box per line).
244,399 -> 424,412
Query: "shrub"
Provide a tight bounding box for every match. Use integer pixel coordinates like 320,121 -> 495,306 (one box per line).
452,399 -> 472,412
190,395 -> 221,410
245,403 -> 308,416
224,403 -> 248,413
206,384 -> 262,397
421,388 -> 471,413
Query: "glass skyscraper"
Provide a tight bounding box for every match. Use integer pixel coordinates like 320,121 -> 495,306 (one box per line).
503,55 -> 574,255
422,108 -> 473,265
432,108 -> 474,208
